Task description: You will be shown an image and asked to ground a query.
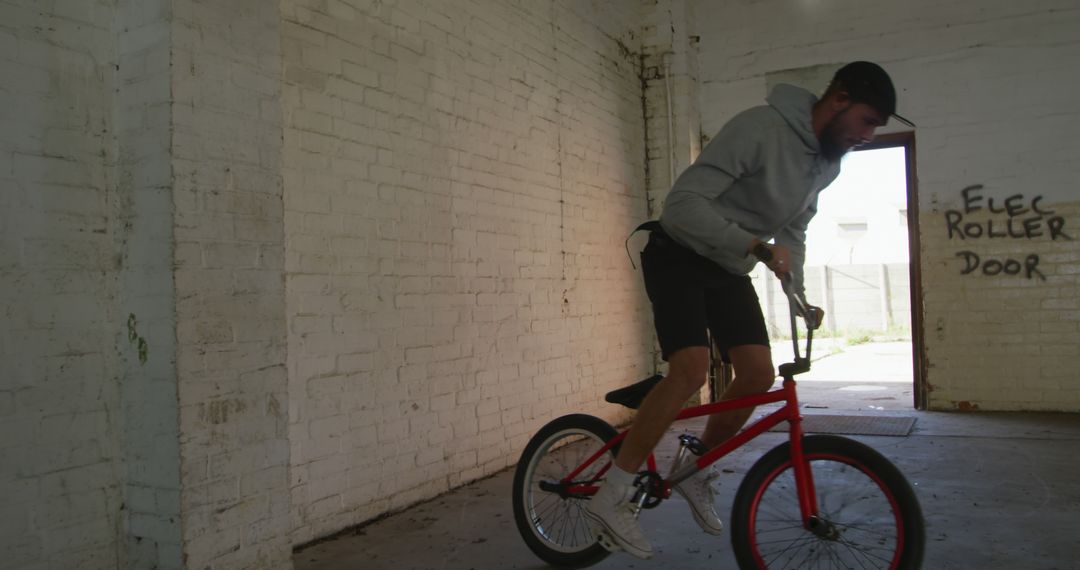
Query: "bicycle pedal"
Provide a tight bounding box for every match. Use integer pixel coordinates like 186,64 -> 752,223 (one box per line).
595,530 -> 622,553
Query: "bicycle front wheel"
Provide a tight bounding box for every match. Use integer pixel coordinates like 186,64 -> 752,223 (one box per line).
512,414 -> 619,567
731,434 -> 924,569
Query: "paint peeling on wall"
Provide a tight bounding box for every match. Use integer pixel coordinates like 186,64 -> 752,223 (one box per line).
126,313 -> 148,364
954,400 -> 980,412
203,399 -> 248,425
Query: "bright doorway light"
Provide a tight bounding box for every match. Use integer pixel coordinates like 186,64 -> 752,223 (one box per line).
806,147 -> 909,266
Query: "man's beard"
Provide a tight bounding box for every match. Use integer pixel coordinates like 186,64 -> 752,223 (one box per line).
818,113 -> 850,162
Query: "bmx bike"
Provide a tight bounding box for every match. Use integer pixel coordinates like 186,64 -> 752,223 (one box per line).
512,281 -> 924,568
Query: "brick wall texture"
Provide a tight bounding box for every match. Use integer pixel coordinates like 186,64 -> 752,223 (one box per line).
3,0 -> 1080,568
1,2 -> 128,568
171,0 -> 293,567
115,0 -> 183,567
279,0 -> 652,543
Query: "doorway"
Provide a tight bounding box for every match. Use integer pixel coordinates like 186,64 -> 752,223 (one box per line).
807,133 -> 924,410
774,133 -> 924,411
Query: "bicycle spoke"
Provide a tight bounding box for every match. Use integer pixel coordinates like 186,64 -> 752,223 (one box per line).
532,494 -> 562,527
571,500 -> 591,545
834,523 -> 896,546
756,528 -> 812,544
561,501 -> 578,547
557,501 -> 574,546
764,542 -> 809,562
837,533 -> 895,566
763,532 -> 816,567
822,541 -> 851,569
752,525 -> 810,538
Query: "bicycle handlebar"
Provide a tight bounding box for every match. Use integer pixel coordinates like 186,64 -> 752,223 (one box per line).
778,274 -> 815,378
779,275 -> 819,330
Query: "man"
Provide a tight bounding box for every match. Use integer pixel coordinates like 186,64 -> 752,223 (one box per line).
584,61 -> 913,559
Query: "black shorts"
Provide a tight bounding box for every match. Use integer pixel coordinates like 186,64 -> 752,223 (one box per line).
640,229 -> 770,362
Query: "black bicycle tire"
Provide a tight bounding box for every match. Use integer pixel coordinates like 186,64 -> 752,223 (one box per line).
512,414 -> 620,568
731,434 -> 925,569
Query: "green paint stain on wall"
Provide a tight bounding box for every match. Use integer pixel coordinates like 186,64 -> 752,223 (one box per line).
127,313 -> 149,365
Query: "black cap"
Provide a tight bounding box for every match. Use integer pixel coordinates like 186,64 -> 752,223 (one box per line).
831,61 -> 915,128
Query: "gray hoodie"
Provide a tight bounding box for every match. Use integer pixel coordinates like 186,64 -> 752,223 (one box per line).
659,84 -> 841,293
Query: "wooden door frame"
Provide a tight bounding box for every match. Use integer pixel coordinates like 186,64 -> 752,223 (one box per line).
860,132 -> 926,410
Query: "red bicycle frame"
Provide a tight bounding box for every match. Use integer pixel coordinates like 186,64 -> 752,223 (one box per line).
561,277 -> 823,527
560,378 -> 819,527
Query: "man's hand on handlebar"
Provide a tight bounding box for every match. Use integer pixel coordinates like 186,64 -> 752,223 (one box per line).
749,240 -> 792,279
803,305 -> 825,331
751,240 -> 823,330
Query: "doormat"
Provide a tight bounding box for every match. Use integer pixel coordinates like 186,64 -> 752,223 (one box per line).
768,415 -> 916,437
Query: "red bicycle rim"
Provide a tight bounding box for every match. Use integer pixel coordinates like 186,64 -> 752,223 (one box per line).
748,453 -> 906,569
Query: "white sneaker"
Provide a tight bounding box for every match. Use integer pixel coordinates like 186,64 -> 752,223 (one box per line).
583,480 -> 653,559
672,457 -> 724,535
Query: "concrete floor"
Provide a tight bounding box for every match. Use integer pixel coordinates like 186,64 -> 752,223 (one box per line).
294,344 -> 1080,570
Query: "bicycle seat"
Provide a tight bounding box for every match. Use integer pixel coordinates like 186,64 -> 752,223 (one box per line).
604,374 -> 663,409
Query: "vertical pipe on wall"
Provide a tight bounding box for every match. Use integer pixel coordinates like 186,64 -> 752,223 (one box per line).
821,265 -> 835,335
761,265 -> 776,336
662,51 -> 675,189
879,263 -> 891,332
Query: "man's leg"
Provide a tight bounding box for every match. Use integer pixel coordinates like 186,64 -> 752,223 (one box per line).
613,346 -> 710,472
584,345 -> 710,559
604,344 -> 772,537
699,344 -> 775,448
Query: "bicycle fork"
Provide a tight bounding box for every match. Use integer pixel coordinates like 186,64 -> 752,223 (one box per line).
783,377 -> 836,539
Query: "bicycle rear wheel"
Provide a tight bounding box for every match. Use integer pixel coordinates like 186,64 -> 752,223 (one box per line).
512,414 -> 619,567
731,435 -> 924,569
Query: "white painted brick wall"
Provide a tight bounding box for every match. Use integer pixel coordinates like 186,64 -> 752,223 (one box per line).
0,2 -> 126,568
171,0 -> 293,568
114,0 -> 184,567
641,0 -> 703,217
691,0 -> 1080,410
282,0 -> 653,544
17,2 -> 1076,567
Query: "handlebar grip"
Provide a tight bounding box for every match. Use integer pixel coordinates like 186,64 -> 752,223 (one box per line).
752,242 -> 773,263
779,273 -> 793,293
779,275 -> 820,330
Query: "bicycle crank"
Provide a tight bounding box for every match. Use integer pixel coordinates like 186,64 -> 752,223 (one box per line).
632,470 -> 666,510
